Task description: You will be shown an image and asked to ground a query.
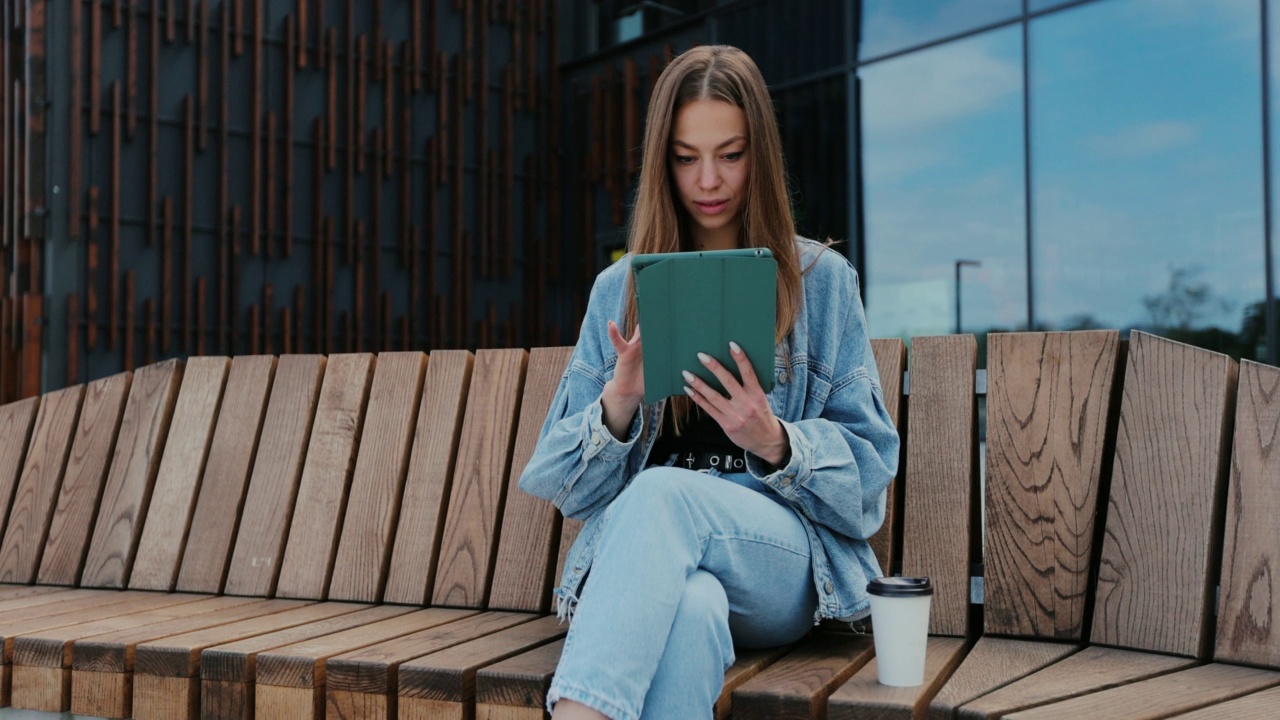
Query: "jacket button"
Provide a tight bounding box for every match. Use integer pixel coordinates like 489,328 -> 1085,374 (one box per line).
779,475 -> 793,487
824,580 -> 834,594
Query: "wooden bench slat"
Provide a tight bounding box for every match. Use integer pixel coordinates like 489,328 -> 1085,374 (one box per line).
80,360 -> 183,589
901,334 -> 978,637
956,646 -> 1195,719
827,636 -> 968,720
253,607 -> 476,720
716,645 -> 795,720
0,584 -> 63,601
398,614 -> 567,703
61,600 -> 311,718
0,587 -> 85,613
0,588 -> 153,626
175,355 -> 277,594
1166,684 -> 1280,719
731,631 -> 875,720
198,606 -> 416,720
0,384 -> 86,584
222,355 -> 326,598
927,637 -> 1078,720
1215,359 -> 1280,667
432,348 -> 528,608
132,602 -> 370,720
328,351 -> 429,603
868,337 -> 906,575
984,331 -> 1120,640
474,638 -> 564,712
1091,332 -> 1237,658
383,350 -> 473,605
37,373 -> 132,586
274,353 -> 375,600
326,612 -> 537,719
128,357 -> 232,592
0,396 -> 41,540
488,346 -> 575,613
1001,663 -> 1280,719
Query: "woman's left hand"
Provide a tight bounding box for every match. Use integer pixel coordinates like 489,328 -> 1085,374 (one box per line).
682,342 -> 791,467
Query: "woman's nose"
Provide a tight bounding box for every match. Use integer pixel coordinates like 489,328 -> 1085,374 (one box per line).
698,163 -> 720,190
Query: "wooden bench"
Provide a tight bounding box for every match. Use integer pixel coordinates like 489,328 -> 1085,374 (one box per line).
0,330 -> 1272,719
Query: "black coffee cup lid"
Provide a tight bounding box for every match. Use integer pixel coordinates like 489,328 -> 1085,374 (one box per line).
867,576 -> 933,597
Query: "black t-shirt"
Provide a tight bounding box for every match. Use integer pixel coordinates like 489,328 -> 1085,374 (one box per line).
648,406 -> 739,461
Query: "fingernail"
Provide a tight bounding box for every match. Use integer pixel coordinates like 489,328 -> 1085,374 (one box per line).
682,370 -> 697,384
683,386 -> 695,397
729,341 -> 742,354
697,352 -> 712,364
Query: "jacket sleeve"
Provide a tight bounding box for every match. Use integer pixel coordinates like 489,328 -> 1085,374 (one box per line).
517,272 -> 652,520
744,266 -> 900,541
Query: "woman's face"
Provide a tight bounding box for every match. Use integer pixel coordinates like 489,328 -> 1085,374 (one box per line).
670,98 -> 750,251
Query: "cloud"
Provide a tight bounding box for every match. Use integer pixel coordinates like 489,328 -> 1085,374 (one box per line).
1082,121 -> 1198,159
860,39 -> 1021,137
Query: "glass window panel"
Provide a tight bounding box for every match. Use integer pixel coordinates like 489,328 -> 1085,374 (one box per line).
860,0 -> 1021,60
1031,0 -> 1265,360
1029,0 -> 1079,12
776,78 -> 849,244
861,27 -> 1027,344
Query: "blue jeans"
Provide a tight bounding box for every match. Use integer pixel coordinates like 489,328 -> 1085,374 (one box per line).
548,466 -> 819,720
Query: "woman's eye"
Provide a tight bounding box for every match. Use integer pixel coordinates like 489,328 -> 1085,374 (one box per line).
723,152 -> 743,161
675,155 -> 696,165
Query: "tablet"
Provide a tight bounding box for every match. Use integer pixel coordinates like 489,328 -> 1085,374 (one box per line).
630,248 -> 777,403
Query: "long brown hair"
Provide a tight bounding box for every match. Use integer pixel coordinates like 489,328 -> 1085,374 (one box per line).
623,45 -> 802,427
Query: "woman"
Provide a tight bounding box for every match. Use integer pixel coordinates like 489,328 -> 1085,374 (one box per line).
518,45 -> 899,720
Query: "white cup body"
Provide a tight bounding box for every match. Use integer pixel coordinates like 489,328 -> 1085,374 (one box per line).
869,593 -> 932,686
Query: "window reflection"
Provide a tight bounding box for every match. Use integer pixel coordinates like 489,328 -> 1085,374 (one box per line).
1030,0 -> 1265,360
1028,0 -> 1078,12
859,0 -> 1021,60
860,27 -> 1027,343
775,78 -> 849,246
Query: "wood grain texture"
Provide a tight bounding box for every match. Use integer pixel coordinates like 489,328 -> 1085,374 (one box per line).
129,356 -> 231,591
717,645 -> 795,720
275,354 -> 375,600
1215,360 -> 1280,667
1091,331 -> 1237,657
328,352 -> 429,603
868,338 -> 906,575
199,604 -> 412,684
928,637 -> 1078,720
133,673 -> 196,720
11,665 -> 71,711
474,639 -> 564,708
201,678 -> 251,720
0,396 -> 39,537
254,684 -> 318,720
731,632 -> 875,720
1168,685 -> 1280,719
432,349 -> 529,608
135,601 -> 365,679
70,599 -> 309,675
955,645 -> 1194,719
67,666 -> 131,716
0,384 -> 85,583
489,346 -> 574,612
398,614 -> 566,702
326,612 -> 533,698
901,335 -> 977,636
1003,662 -> 1280,720
223,355 -> 326,597
81,360 -> 183,588
984,331 -> 1120,639
176,355 -> 276,594
383,350 -> 474,605
828,636 -> 969,720
477,706 -> 543,720
37,373 -> 131,585
253,608 -> 476,689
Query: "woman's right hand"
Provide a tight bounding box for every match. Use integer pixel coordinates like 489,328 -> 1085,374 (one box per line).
600,320 -> 644,440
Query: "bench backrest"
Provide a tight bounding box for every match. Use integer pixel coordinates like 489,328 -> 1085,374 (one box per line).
1090,331 -> 1237,659
867,338 -> 906,576
1214,358 -> 1280,668
982,330 -> 1122,640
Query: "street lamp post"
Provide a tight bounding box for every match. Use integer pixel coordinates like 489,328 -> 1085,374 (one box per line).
955,259 -> 981,334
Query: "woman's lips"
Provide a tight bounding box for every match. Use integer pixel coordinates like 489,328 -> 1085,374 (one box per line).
695,200 -> 729,215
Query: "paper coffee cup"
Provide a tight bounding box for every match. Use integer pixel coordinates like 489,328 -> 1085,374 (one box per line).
867,577 -> 933,687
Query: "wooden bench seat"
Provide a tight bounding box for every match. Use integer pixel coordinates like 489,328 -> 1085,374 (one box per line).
0,330 -> 1273,720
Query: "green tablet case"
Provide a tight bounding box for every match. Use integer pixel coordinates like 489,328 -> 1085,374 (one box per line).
631,248 -> 777,404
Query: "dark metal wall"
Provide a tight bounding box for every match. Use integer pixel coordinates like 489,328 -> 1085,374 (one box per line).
2,0 -> 568,402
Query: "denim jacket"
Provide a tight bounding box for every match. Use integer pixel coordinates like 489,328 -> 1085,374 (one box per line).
518,238 -> 901,622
